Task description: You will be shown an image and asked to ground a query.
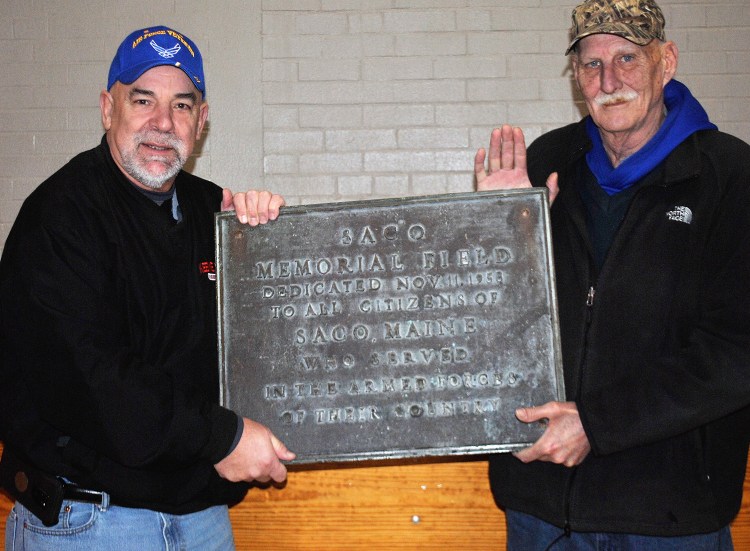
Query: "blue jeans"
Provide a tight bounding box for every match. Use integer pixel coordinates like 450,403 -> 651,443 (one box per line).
506,509 -> 734,551
5,495 -> 235,551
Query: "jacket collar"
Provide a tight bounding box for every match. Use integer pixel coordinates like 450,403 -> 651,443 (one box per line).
662,132 -> 703,186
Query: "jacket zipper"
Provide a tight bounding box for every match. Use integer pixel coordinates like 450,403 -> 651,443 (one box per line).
586,286 -> 595,309
561,284 -> 596,536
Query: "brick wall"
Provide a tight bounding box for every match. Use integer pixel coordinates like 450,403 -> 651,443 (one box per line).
1,1 -> 749,253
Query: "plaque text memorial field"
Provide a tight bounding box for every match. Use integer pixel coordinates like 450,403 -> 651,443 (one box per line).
216,190 -> 563,464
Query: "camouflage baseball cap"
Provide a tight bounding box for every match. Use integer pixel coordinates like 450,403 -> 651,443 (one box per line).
566,0 -> 666,55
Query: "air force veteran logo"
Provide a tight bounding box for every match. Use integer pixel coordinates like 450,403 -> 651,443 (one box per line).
150,39 -> 181,59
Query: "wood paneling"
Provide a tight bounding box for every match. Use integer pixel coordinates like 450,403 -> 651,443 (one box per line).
230,458 -> 504,550
1,443 -> 748,549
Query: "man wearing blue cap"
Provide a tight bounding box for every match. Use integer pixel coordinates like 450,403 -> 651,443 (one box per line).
0,26 -> 293,550
475,0 -> 750,549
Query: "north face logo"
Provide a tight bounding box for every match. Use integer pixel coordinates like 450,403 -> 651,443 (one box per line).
666,206 -> 693,225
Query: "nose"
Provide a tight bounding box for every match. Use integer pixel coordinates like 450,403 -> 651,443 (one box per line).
599,63 -> 622,95
150,102 -> 174,133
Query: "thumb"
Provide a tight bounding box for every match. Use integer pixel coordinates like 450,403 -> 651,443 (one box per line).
221,188 -> 234,211
271,433 -> 296,461
516,405 -> 546,424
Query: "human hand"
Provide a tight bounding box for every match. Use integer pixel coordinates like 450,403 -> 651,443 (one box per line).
214,418 -> 296,484
221,189 -> 285,226
512,401 -> 591,467
474,125 -> 559,203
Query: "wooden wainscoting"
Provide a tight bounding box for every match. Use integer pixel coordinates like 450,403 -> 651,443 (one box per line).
1,443 -> 748,549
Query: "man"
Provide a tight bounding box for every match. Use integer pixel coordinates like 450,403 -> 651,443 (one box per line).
0,26 -> 293,550
474,1 -> 750,549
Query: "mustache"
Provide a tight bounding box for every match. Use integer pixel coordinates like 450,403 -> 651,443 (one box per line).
594,90 -> 639,106
135,131 -> 185,155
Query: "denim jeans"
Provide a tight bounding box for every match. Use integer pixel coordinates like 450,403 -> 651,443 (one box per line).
5,495 -> 235,551
506,509 -> 734,551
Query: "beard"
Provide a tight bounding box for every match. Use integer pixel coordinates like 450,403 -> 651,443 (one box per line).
121,131 -> 188,190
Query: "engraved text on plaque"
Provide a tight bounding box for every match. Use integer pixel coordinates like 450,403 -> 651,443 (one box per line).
215,190 -> 563,464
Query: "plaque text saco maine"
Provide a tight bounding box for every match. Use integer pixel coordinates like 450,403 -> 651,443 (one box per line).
216,190 -> 563,463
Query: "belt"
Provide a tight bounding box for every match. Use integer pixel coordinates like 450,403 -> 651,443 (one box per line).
0,447 -> 108,527
60,480 -> 106,505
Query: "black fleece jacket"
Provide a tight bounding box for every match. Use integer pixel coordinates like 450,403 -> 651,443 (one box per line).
0,137 -> 248,513
490,120 -> 750,536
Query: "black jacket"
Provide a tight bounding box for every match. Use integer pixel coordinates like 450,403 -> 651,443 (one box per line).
0,137 -> 247,513
490,120 -> 750,535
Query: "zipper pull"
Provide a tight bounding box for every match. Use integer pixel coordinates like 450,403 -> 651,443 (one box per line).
586,286 -> 595,307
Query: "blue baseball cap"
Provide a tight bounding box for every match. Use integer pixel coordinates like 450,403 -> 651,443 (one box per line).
107,26 -> 205,96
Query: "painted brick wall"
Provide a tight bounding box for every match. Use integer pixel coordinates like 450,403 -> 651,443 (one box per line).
1,1 -> 749,253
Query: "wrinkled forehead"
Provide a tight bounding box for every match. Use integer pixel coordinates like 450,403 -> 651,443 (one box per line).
575,32 -> 651,57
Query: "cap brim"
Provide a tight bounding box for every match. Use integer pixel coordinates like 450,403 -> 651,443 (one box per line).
565,22 -> 656,55
109,60 -> 205,94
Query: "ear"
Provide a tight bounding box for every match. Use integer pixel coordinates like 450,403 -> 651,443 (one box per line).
661,41 -> 679,86
100,90 -> 114,131
195,101 -> 209,140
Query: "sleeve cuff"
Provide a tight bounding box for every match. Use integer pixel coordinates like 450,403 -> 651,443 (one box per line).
202,405 -> 241,464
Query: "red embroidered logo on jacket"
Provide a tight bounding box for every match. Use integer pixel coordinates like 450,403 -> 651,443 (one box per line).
199,261 -> 216,281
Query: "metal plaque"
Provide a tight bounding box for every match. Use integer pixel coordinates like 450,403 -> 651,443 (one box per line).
216,189 -> 563,464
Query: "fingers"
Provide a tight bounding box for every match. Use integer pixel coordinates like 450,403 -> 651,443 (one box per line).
221,188 -> 234,211
266,455 -> 289,484
267,192 -> 286,219
258,430 -> 293,484
249,447 -> 290,484
213,418 -> 295,484
236,190 -> 261,225
510,126 -> 527,173
546,172 -> 560,205
488,127 -> 502,173
512,402 -> 591,467
486,125 -> 525,173
226,190 -> 286,226
474,148 -> 488,183
512,445 -> 538,464
475,125 -> 529,192
500,125 -> 515,172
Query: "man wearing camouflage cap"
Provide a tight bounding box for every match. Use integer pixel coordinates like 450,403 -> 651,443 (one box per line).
475,0 -> 750,548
